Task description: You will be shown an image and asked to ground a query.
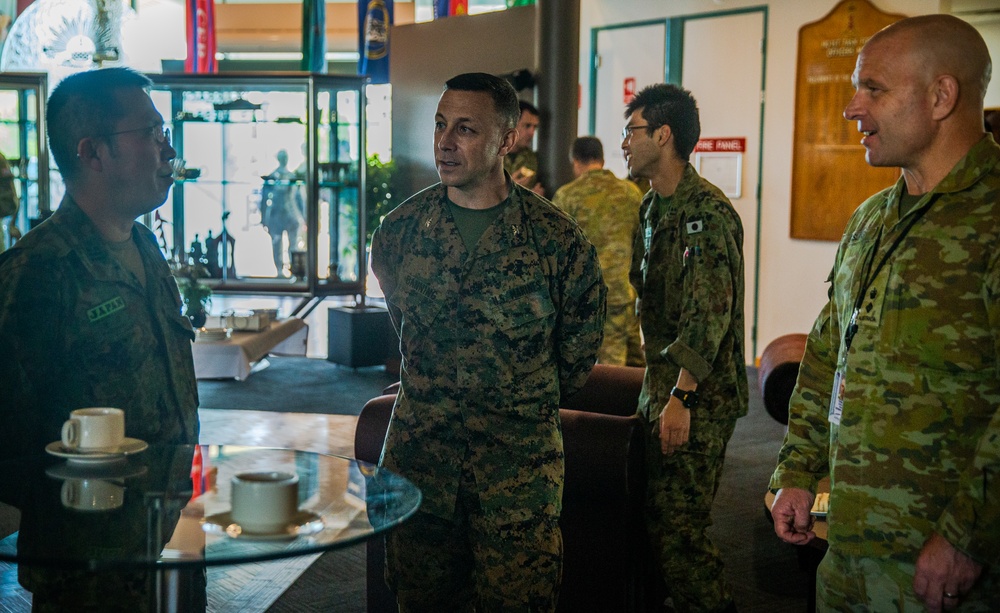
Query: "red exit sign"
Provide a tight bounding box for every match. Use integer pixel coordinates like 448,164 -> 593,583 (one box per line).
694,137 -> 746,153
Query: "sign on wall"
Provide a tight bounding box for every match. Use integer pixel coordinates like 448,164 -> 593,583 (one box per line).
694,137 -> 745,199
789,0 -> 904,241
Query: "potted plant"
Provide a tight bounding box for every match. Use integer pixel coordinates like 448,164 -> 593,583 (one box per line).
175,262 -> 212,328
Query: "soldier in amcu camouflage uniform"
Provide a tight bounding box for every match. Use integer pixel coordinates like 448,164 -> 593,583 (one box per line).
770,16 -> 1000,612
504,100 -> 543,194
371,73 -> 605,612
623,84 -> 747,613
553,136 -> 644,366
0,68 -> 202,610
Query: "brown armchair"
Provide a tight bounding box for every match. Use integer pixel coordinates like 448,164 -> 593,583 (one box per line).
355,364 -> 647,613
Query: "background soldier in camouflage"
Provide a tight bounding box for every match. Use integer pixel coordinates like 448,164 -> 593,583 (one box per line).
770,15 -> 1000,612
504,100 -> 544,194
371,72 -> 605,612
0,151 -> 19,252
0,68 -> 202,610
624,84 -> 747,613
553,136 -> 644,366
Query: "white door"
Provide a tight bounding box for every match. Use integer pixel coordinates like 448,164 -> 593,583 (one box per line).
682,12 -> 764,362
593,23 -> 666,177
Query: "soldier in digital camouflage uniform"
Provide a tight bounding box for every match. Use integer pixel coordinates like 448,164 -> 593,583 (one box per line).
504,100 -> 543,194
623,84 -> 747,613
770,16 -> 1000,612
371,72 -> 605,612
553,136 -> 644,366
0,68 -> 202,610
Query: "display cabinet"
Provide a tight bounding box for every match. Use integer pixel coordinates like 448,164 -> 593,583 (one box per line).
148,73 -> 367,298
0,72 -> 52,246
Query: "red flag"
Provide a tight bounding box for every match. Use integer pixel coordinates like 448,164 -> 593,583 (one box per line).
185,0 -> 217,73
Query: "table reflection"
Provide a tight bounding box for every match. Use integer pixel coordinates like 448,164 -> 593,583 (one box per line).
0,445 -> 420,611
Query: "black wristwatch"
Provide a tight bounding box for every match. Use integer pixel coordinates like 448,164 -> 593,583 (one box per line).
670,387 -> 700,409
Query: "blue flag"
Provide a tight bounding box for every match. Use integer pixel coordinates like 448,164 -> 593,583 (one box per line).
358,0 -> 393,84
302,0 -> 327,73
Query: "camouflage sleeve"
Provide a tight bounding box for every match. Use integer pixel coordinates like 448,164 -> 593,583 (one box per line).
629,198 -> 649,301
369,223 -> 402,329
769,299 -> 837,492
556,229 -> 606,401
935,253 -> 1000,563
0,257 -> 66,462
662,208 -> 740,382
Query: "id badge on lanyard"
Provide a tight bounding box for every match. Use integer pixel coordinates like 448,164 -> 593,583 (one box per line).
828,308 -> 857,426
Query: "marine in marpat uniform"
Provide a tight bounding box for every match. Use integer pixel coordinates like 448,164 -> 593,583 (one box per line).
371,72 -> 605,612
770,15 -> 1000,612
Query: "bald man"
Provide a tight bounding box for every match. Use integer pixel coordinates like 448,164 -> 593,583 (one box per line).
769,15 -> 1000,612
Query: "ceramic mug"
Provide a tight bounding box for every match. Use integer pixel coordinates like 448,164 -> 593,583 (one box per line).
61,408 -> 125,452
230,471 -> 299,534
61,478 -> 125,512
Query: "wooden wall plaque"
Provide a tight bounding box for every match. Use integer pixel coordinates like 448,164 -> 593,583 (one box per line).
789,0 -> 904,241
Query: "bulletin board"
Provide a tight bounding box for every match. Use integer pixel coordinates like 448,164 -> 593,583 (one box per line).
789,0 -> 904,241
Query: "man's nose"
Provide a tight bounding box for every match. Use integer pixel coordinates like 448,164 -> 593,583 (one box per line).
843,92 -> 862,121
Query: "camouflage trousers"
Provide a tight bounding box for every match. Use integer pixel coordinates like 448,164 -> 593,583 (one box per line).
599,302 -> 644,367
817,546 -> 1000,612
642,413 -> 737,613
385,460 -> 562,613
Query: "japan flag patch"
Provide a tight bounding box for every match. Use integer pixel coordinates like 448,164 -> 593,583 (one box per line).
686,219 -> 704,234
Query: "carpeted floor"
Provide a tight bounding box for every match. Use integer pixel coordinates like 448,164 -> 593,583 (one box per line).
197,357 -> 398,415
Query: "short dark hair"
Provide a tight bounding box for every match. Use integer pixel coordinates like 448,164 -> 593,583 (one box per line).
571,136 -> 603,164
444,72 -> 520,130
518,100 -> 540,118
624,83 -> 700,161
46,68 -> 153,183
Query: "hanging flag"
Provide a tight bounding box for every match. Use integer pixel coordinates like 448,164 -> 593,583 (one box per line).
358,0 -> 393,84
185,0 -> 217,73
434,0 -> 468,19
506,0 -> 535,6
302,0 -> 327,73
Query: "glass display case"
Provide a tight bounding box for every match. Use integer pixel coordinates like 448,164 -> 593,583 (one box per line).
148,73 -> 367,298
0,72 -> 52,247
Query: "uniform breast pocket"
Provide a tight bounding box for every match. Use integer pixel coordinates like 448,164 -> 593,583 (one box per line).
880,242 -> 993,374
388,277 -> 447,335
485,288 -> 556,374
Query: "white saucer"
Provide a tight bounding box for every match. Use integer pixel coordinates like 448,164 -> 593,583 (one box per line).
45,461 -> 148,481
45,438 -> 149,464
202,510 -> 324,541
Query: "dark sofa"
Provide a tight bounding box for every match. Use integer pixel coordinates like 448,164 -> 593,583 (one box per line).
355,364 -> 647,612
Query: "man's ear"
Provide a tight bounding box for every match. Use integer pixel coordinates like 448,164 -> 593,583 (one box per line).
930,74 -> 959,121
76,137 -> 104,171
499,128 -> 517,158
655,124 -> 673,148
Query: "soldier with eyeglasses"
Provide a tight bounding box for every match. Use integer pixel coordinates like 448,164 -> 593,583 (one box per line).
0,66 -> 203,610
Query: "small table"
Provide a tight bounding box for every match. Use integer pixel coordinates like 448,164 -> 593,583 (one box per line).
0,445 -> 420,612
192,318 -> 308,380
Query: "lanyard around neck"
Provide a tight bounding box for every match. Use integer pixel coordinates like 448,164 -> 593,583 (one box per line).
843,193 -> 941,351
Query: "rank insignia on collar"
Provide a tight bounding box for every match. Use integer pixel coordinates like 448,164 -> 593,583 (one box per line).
686,220 -> 704,234
511,225 -> 522,239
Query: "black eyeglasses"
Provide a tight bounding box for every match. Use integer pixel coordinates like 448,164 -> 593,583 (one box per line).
100,125 -> 171,146
621,124 -> 651,140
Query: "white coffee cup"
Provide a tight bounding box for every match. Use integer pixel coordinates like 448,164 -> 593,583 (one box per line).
61,478 -> 125,512
230,471 -> 300,534
61,407 -> 125,452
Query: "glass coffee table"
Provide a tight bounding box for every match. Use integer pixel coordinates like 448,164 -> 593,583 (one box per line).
0,445 -> 420,611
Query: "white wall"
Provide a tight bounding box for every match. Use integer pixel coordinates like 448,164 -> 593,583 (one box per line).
579,0 -> 946,357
